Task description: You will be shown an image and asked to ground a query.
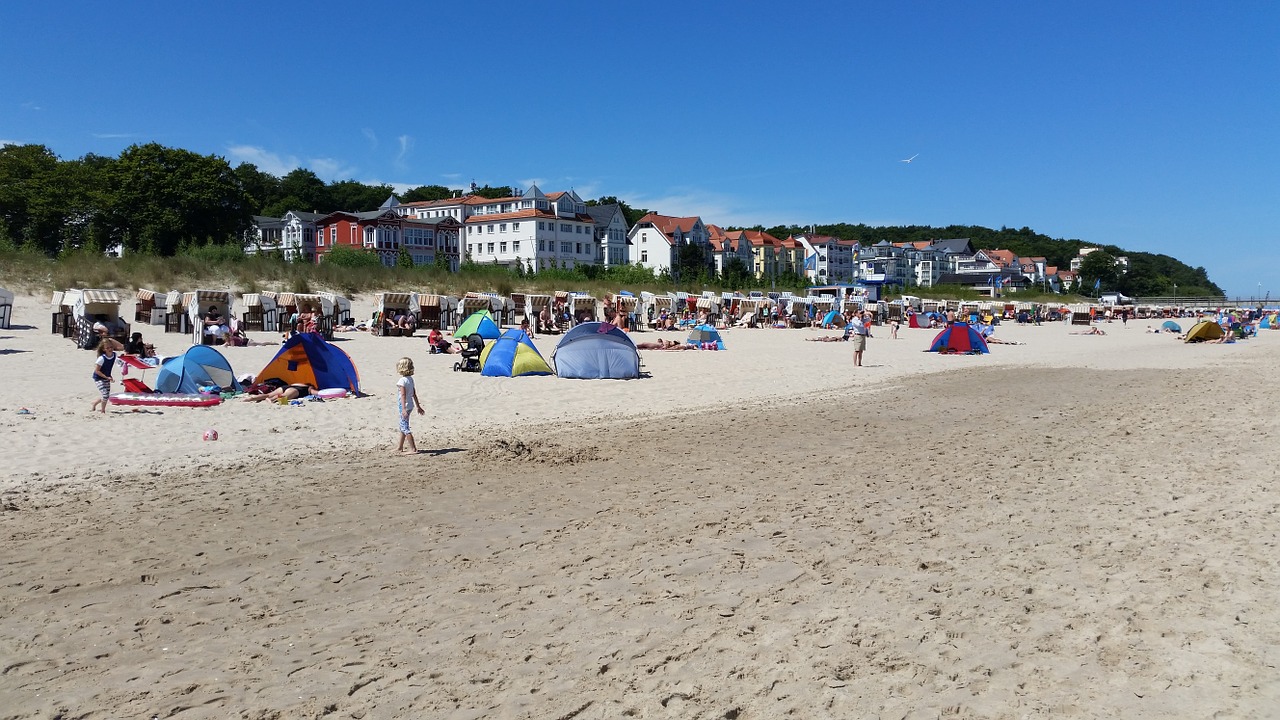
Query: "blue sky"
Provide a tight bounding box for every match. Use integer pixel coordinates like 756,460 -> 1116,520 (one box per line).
2,1 -> 1276,296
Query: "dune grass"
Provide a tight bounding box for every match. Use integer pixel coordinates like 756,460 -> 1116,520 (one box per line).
0,248 -> 1078,305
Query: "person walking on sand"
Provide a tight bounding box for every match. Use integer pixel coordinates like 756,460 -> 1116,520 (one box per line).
396,357 -> 425,455
90,335 -> 122,413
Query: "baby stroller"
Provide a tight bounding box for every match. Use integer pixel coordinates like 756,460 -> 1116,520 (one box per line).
452,333 -> 486,372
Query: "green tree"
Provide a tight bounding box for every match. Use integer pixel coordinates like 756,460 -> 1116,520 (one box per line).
107,143 -> 252,255
329,180 -> 396,212
471,184 -> 515,199
402,185 -> 455,203
233,162 -> 283,215
1077,250 -> 1118,293
0,143 -> 63,254
264,168 -> 329,216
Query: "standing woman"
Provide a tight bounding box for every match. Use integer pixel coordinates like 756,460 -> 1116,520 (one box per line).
90,335 -> 123,413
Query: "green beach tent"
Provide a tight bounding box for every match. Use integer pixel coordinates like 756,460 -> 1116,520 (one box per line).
455,310 -> 501,340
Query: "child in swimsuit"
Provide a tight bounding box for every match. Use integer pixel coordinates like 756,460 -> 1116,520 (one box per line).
91,336 -> 121,413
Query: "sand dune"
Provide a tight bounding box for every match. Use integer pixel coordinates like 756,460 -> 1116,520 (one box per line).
2,292 -> 1277,718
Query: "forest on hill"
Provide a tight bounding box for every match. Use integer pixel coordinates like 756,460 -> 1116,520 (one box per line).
0,142 -> 1221,297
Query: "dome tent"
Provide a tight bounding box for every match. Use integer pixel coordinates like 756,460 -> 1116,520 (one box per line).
480,329 -> 553,377
552,321 -> 640,379
256,332 -> 361,392
156,345 -> 244,394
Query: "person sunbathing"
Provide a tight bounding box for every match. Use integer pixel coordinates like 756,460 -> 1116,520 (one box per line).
1070,327 -> 1106,335
806,333 -> 848,342
637,339 -> 694,350
244,383 -> 315,403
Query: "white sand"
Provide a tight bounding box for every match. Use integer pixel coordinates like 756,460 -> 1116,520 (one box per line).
2,291 -> 1277,718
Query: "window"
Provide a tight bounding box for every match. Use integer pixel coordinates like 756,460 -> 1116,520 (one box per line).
575,243 -> 582,254
538,221 -> 544,230
641,250 -> 648,262
561,242 -> 571,253
487,225 -> 494,234
575,225 -> 582,233
560,223 -> 571,232
499,223 -> 506,233
469,243 -> 475,254
538,240 -> 545,251
500,242 -> 507,253
513,241 -> 520,253
512,222 -> 519,231
329,226 -> 336,244
487,243 -> 494,254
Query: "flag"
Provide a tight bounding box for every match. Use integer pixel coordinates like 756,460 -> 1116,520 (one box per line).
995,275 -> 1004,290
804,254 -> 817,271
1094,277 -> 1101,291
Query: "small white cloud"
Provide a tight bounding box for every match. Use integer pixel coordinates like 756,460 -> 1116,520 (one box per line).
92,132 -> 136,139
309,157 -> 356,181
362,128 -> 378,148
21,101 -> 41,111
394,135 -> 413,170
226,145 -> 302,176
361,179 -> 417,194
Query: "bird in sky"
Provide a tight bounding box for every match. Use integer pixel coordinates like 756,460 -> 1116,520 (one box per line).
900,153 -> 919,163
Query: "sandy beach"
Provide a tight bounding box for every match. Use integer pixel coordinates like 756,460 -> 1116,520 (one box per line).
2,292 -> 1277,718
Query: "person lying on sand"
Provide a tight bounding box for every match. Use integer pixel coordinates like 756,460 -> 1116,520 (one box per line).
244,383 -> 315,403
984,336 -> 1023,345
806,334 -> 848,342
635,339 -> 695,350
1070,327 -> 1106,335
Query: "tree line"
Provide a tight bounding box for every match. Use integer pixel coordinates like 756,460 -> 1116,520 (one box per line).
0,142 -> 1220,296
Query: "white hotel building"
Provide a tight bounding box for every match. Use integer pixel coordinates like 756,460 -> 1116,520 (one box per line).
398,185 -> 599,272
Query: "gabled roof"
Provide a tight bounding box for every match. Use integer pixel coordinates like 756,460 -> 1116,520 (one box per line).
399,194 -> 492,208
464,208 -> 560,223
929,238 -> 973,254
635,212 -> 702,237
585,203 -> 623,226
404,215 -> 460,228
379,195 -> 401,210
285,210 -> 326,222
986,249 -> 1018,267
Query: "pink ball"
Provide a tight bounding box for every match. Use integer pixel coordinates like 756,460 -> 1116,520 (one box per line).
203,429 -> 219,441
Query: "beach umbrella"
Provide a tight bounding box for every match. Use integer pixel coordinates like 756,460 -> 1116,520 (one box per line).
1161,320 -> 1181,332
455,310 -> 501,340
686,324 -> 725,350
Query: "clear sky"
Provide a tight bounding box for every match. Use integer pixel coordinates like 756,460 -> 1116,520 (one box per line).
2,1 -> 1276,296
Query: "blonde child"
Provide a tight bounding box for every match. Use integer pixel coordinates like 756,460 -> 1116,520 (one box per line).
90,336 -> 122,413
396,357 -> 425,455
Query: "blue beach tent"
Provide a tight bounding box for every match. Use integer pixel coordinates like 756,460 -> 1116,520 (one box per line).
686,324 -> 725,350
156,345 -> 244,394
552,321 -> 641,379
1162,320 -> 1182,333
480,329 -> 554,377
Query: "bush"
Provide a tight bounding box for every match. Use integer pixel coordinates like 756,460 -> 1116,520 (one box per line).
321,245 -> 383,269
